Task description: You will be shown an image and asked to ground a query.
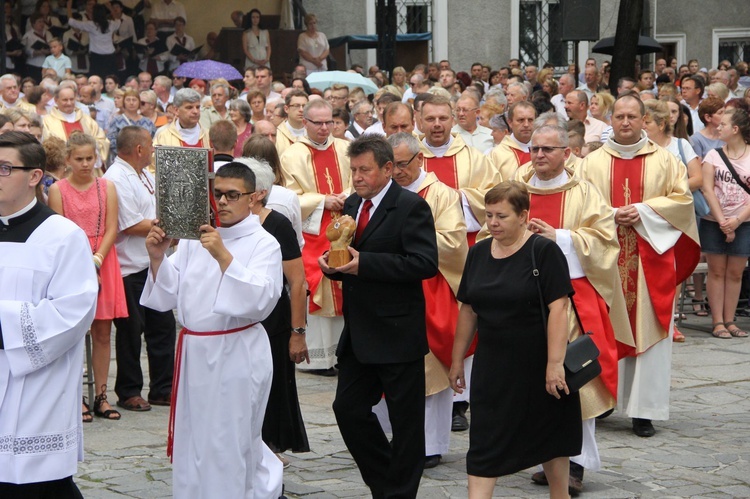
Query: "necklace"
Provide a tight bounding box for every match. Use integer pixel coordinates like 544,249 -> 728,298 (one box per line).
492,229 -> 528,258
138,171 -> 154,195
727,143 -> 748,161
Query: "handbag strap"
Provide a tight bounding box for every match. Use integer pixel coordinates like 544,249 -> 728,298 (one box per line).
676,138 -> 687,166
717,147 -> 750,196
530,235 -> 585,336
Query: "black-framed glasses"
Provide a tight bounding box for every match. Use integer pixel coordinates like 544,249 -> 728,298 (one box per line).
394,151 -> 419,169
530,146 -> 567,155
0,164 -> 40,176
214,190 -> 254,202
306,118 -> 334,127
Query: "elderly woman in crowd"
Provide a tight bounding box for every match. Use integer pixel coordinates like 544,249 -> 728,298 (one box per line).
246,89 -> 267,125
700,108 -> 750,339
450,181 -> 581,499
228,98 -> 254,157
107,88 -> 156,159
139,89 -> 169,128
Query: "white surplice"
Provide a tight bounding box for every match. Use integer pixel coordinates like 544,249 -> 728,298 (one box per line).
0,203 -> 98,484
140,214 -> 284,499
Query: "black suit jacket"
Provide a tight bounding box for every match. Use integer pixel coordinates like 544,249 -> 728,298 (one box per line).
331,181 -> 438,364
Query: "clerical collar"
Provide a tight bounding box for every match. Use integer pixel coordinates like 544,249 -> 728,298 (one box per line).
307,137 -> 329,149
510,134 -> 531,151
285,121 -> 305,137
59,110 -> 78,122
422,135 -> 453,157
0,97 -> 19,108
403,169 -> 427,193
530,169 -> 568,188
176,120 -> 201,144
607,130 -> 649,159
1,198 -> 37,225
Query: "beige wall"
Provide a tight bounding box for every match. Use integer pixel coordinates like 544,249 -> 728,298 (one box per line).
181,0 -> 280,50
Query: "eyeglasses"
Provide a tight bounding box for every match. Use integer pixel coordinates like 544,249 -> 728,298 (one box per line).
140,101 -> 152,105
329,96 -> 347,101
214,190 -> 253,202
393,151 -> 419,169
306,118 -> 334,127
455,107 -> 478,114
530,146 -> 567,154
0,164 -> 39,176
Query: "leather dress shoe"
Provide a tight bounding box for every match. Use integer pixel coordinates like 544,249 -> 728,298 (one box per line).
117,396 -> 151,412
632,418 -> 656,437
148,393 -> 171,406
531,470 -> 548,485
424,454 -> 441,469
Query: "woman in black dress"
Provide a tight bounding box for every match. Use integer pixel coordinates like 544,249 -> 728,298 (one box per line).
237,156 -> 310,461
450,181 -> 582,499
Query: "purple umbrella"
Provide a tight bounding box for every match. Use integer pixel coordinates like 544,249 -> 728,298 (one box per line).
173,60 -> 243,81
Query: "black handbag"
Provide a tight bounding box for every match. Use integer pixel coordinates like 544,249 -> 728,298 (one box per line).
530,236 -> 601,393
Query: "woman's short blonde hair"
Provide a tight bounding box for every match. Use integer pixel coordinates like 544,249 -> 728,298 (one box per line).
593,92 -> 615,116
644,99 -> 672,135
304,13 -> 317,26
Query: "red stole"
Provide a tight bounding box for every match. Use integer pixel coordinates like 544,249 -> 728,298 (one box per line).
512,148 -> 531,168
529,189 -> 618,399
423,156 -> 458,188
418,187 -> 476,367
62,120 -> 84,138
610,156 -> 675,357
179,138 -> 204,148
302,143 -> 344,315
423,155 -> 479,246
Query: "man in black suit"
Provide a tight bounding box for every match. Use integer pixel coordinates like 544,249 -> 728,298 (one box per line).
319,135 -> 438,498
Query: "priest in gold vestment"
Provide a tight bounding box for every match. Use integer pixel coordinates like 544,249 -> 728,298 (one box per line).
515,125 -> 625,492
370,132 -> 469,469
152,88 -> 209,150
42,86 -> 109,165
417,94 -> 499,429
579,94 -> 699,438
489,101 -> 536,181
281,99 -> 351,373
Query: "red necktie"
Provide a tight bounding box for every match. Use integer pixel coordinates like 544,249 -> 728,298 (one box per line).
355,199 -> 373,242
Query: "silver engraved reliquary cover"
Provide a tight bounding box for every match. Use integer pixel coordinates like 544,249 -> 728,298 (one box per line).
155,146 -> 210,239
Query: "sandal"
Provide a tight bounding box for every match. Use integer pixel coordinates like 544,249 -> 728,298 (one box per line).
673,327 -> 685,342
692,299 -> 708,317
82,397 -> 93,423
725,322 -> 749,338
711,323 -> 732,339
94,384 -> 121,420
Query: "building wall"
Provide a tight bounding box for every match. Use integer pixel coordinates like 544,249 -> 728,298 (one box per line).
446,0 -> 510,73
654,0 -> 749,68
303,0 -> 370,68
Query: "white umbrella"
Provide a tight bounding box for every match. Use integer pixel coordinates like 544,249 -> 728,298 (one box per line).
306,71 -> 379,95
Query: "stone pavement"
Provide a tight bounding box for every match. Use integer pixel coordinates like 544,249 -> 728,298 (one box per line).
76,317 -> 750,498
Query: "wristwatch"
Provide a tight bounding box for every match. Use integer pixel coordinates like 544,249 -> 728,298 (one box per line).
292,327 -> 306,335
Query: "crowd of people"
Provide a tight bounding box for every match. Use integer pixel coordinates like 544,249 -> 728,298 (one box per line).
3,2 -> 750,498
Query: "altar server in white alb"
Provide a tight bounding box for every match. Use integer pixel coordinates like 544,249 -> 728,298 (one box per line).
0,131 -> 98,498
141,160 -> 283,498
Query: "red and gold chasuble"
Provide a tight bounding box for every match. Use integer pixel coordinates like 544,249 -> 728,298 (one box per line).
610,157 -> 676,358
418,187 -> 475,367
528,190 -> 618,400
303,144 -> 344,315
423,156 -> 479,246
512,149 -> 531,169
62,120 -> 84,138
